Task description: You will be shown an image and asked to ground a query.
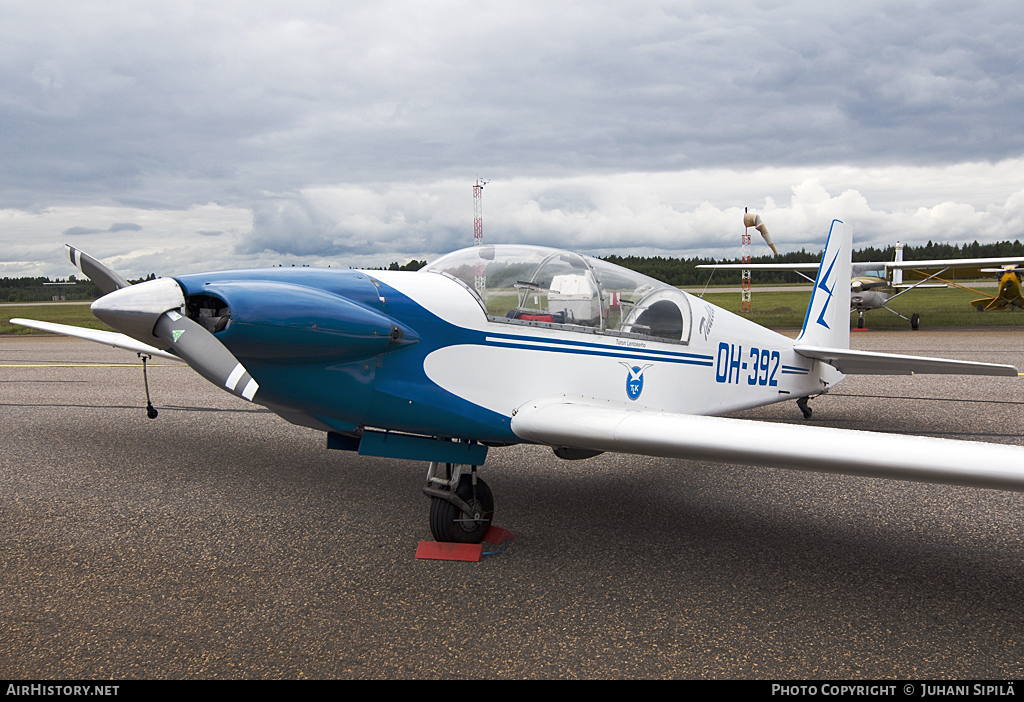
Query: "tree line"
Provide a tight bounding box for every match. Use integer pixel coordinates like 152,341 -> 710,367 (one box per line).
4,242 -> 1021,302
601,240 -> 1024,286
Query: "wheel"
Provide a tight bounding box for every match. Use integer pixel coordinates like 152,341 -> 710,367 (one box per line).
856,316 -> 865,329
910,313 -> 920,330
977,303 -> 986,311
429,475 -> 493,543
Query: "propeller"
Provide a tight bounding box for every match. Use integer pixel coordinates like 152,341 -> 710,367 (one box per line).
852,280 -> 885,292
153,310 -> 258,401
75,249 -> 260,403
67,245 -> 129,294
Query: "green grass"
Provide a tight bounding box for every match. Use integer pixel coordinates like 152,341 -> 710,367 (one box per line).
1,303 -> 113,335
701,286 -> 1024,329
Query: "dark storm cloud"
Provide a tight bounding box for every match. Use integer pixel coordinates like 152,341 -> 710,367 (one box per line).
62,222 -> 141,236
3,2 -> 1022,210
62,226 -> 105,236
3,2 -> 1023,273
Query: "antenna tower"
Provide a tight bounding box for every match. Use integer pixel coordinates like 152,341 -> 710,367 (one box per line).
473,178 -> 489,295
741,207 -> 752,312
473,178 -> 487,246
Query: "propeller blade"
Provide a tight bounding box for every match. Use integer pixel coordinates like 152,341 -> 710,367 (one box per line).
153,310 -> 259,402
66,245 -> 129,295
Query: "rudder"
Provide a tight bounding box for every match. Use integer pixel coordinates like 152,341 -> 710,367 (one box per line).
796,220 -> 852,349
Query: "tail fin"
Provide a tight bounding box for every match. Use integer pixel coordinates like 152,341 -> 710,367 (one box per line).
796,219 -> 852,349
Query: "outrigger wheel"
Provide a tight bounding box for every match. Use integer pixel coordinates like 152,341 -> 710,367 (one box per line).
797,396 -> 813,419
911,313 -> 920,330
425,466 -> 494,543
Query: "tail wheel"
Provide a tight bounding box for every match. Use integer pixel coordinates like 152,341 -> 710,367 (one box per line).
910,313 -> 920,330
429,475 -> 493,543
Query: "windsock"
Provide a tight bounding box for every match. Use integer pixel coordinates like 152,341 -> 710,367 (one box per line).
744,213 -> 778,255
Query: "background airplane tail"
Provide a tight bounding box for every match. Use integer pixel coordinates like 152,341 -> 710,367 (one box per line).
796,220 -> 852,349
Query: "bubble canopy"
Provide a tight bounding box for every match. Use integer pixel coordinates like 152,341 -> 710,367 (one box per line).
423,245 -> 692,344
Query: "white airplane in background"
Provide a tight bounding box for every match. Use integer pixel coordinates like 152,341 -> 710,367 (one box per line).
11,220 -> 1024,545
698,242 -> 1024,329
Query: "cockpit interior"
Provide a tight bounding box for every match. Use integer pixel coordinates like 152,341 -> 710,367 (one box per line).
424,245 -> 693,344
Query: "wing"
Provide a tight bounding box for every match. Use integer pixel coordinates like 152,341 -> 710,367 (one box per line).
696,263 -> 820,271
511,397 -> 1024,492
885,257 -> 1024,280
9,318 -> 180,361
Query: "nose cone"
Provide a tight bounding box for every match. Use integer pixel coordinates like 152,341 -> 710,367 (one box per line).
91,277 -> 186,346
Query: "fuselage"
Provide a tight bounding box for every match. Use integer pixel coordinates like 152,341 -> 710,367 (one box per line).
172,246 -> 838,444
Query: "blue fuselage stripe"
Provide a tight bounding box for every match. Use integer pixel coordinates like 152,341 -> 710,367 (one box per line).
484,332 -> 713,362
485,337 -> 715,366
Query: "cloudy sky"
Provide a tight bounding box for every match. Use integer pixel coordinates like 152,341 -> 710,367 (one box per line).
2,1 -> 1023,278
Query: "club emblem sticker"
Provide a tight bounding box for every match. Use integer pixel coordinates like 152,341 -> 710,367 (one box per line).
620,362 -> 653,401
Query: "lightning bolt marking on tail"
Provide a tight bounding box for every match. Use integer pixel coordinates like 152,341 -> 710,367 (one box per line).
815,250 -> 840,329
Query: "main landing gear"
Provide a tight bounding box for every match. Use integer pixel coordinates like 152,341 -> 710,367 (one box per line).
422,461 -> 493,543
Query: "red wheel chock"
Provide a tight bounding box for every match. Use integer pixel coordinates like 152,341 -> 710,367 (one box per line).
416,526 -> 515,561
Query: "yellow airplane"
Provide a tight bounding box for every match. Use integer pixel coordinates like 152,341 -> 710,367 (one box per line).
966,265 -> 1024,311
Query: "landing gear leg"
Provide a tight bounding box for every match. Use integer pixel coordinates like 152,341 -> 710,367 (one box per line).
138,353 -> 158,419
881,305 -> 919,329
797,396 -> 813,419
423,462 -> 493,543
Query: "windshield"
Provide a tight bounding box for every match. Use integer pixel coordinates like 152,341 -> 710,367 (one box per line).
424,245 -> 692,344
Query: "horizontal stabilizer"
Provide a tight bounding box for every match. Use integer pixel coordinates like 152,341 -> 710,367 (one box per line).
794,345 -> 1018,376
511,397 -> 1024,492
9,318 -> 180,361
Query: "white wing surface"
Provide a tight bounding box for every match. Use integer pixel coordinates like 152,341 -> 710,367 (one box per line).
511,396 -> 1024,492
9,318 -> 180,361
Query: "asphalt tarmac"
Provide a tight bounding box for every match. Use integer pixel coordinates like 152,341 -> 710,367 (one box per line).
3,331 -> 1024,679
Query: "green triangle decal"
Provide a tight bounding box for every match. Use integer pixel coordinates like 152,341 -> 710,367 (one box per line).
172,330 -> 184,342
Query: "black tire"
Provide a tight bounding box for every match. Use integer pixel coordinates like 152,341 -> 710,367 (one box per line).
977,303 -> 986,311
910,313 -> 920,330
429,475 -> 493,543
856,316 -> 865,329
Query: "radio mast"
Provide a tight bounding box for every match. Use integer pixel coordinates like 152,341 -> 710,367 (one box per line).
741,208 -> 752,312
473,178 -> 489,295
473,178 -> 487,246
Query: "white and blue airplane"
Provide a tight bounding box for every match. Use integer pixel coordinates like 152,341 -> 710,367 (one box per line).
12,220 -> 1024,544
